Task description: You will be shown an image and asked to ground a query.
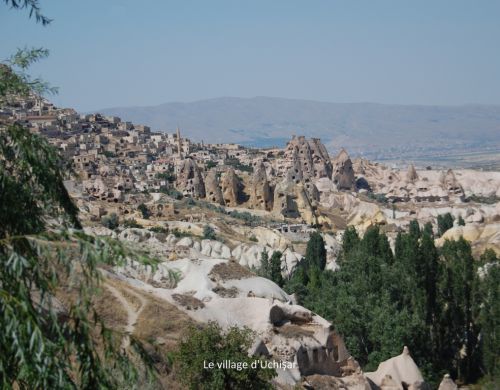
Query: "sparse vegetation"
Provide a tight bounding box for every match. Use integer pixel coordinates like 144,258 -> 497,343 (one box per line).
203,224 -> 217,240
138,203 -> 151,219
122,218 -> 142,228
101,212 -> 120,229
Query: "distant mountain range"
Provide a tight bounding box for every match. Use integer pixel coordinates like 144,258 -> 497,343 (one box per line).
94,96 -> 500,159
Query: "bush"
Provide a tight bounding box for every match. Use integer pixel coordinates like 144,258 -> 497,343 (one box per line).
101,213 -> 119,230
137,203 -> 151,219
149,226 -> 168,234
122,218 -> 141,228
173,322 -> 276,390
203,225 -> 217,240
206,160 -> 217,169
249,235 -> 258,242
167,188 -> 183,200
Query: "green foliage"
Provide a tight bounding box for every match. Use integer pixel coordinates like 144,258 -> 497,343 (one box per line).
225,157 -> 254,173
256,250 -> 284,287
437,212 -> 454,237
465,194 -> 500,205
148,225 -> 169,234
367,192 -> 388,204
2,0 -> 52,25
458,215 -> 466,226
101,212 -> 119,230
229,210 -> 262,225
122,218 -> 141,228
173,322 -> 276,390
203,225 -> 217,240
206,160 -> 218,169
305,231 -> 326,271
284,220 -> 500,386
249,235 -> 258,242
0,123 -> 160,388
258,249 -> 270,278
1,48 -> 57,103
477,250 -> 500,385
137,203 -> 151,219
155,171 -> 176,182
167,188 -> 183,200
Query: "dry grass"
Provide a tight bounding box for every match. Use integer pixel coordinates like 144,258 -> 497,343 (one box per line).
172,293 -> 205,310
274,324 -> 315,339
208,261 -> 254,281
212,285 -> 238,298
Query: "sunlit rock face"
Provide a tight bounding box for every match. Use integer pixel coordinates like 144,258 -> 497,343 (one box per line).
176,158 -> 206,199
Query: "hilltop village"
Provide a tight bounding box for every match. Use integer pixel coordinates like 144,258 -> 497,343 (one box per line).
2,95 -> 500,389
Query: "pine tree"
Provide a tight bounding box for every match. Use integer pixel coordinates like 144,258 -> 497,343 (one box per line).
270,251 -> 284,287
305,231 -> 327,270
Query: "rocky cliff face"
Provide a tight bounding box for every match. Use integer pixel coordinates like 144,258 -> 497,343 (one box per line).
176,158 -> 206,199
205,169 -> 225,205
220,168 -> 241,206
332,148 -> 356,190
248,162 -> 273,211
281,135 -> 333,180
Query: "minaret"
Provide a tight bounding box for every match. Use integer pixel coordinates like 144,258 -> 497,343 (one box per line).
176,126 -> 182,158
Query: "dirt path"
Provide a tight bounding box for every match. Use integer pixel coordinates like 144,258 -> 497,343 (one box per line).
104,283 -> 147,349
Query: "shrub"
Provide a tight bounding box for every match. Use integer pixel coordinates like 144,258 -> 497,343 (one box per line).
101,213 -> 119,230
203,225 -> 217,240
149,226 -> 168,234
173,322 -> 276,390
137,203 -> 151,219
122,218 -> 141,228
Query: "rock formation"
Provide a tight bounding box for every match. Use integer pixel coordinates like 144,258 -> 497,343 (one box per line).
437,374 -> 457,390
440,169 -> 464,196
365,346 -> 429,390
273,169 -> 318,225
175,158 -> 206,199
220,168 -> 240,207
332,148 -> 356,190
407,164 -> 418,183
205,169 -> 224,205
282,136 -> 333,180
248,162 -> 273,210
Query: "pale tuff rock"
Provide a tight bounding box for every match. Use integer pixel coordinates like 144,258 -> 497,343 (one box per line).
176,158 -> 206,199
365,346 -> 430,390
437,374 -> 458,390
406,164 -> 418,183
248,162 -> 273,211
282,135 -> 333,180
332,148 -> 356,190
273,172 -> 318,225
204,169 -> 224,205
440,169 -> 464,196
116,257 -> 360,387
220,168 -> 240,207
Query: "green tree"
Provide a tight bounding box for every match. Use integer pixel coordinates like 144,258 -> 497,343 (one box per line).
203,224 -> 217,240
1,3 -> 162,387
458,215 -> 466,226
173,322 -> 276,390
269,251 -> 284,287
305,231 -> 326,271
138,202 -> 151,219
437,212 -> 454,237
257,249 -> 270,278
101,212 -> 119,229
478,250 -> 500,385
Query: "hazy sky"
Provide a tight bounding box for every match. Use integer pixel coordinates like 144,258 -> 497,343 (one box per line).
1,0 -> 500,111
